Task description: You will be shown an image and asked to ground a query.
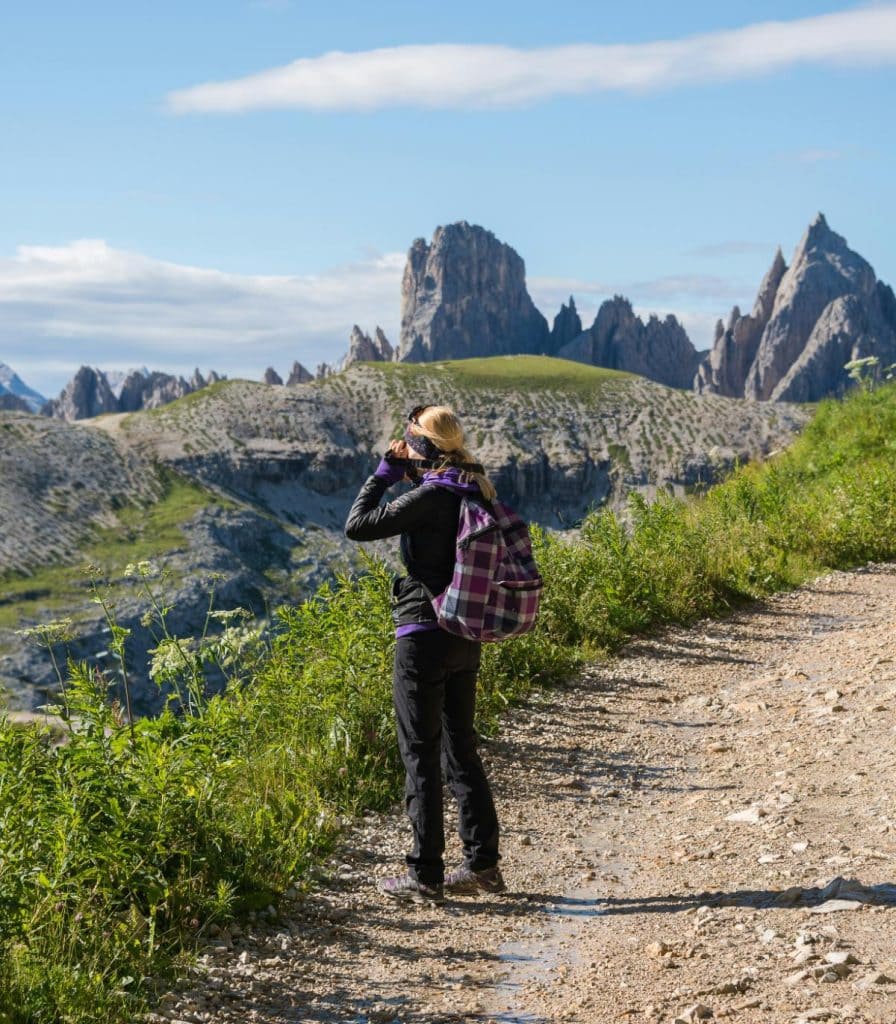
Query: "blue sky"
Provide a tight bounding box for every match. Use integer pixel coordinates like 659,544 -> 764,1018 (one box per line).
1,1 -> 894,395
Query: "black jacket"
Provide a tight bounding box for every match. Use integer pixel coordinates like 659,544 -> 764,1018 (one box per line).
344,475 -> 461,629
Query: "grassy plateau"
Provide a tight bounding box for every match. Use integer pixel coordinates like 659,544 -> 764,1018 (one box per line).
0,381 -> 895,1022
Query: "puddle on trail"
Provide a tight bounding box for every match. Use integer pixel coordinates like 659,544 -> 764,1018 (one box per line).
485,856 -> 625,1023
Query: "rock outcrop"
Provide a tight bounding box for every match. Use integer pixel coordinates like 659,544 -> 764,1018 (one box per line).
558,297 -> 701,389
118,370 -> 194,412
286,361 -> 313,386
550,297 -> 583,352
698,215 -> 896,402
42,366 -> 119,420
343,325 -> 394,368
695,248 -> 787,397
263,367 -> 283,386
42,365 -> 224,420
399,222 -> 550,362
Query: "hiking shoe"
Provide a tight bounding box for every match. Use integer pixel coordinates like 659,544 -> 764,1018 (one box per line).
377,872 -> 445,905
444,864 -> 506,896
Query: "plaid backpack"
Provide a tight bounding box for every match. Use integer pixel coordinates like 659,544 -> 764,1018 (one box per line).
431,497 -> 543,643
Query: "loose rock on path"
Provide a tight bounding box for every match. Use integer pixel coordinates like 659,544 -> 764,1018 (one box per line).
157,563 -> 896,1024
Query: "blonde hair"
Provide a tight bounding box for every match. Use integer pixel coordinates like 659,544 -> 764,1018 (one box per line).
411,405 -> 497,502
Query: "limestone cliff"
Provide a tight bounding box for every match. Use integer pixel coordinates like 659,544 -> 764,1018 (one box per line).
695,248 -> 787,397
399,222 -> 550,362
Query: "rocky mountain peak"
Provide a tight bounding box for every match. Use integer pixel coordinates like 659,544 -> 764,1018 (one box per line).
559,296 -> 701,390
263,367 -> 283,386
697,214 -> 895,402
551,296 -> 583,351
42,366 -> 118,420
399,222 -> 550,362
0,362 -> 46,413
343,325 -> 394,369
286,361 -> 313,386
42,364 -> 225,420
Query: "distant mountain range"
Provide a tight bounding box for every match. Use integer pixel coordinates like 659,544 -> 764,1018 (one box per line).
0,363 -> 45,413
3,213 -> 893,420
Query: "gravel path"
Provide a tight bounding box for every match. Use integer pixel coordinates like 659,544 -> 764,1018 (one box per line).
155,563 -> 896,1024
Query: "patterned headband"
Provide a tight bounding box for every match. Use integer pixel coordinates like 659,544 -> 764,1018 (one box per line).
403,426 -> 443,461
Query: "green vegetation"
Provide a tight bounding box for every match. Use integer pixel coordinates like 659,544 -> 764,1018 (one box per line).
2,382 -> 895,1022
364,354 -> 632,395
0,471 -> 220,630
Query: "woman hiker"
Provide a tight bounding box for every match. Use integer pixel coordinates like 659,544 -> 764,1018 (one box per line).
344,404 -> 505,904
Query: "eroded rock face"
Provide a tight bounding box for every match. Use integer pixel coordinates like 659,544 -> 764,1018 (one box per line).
695,249 -> 787,397
551,296 -> 583,352
42,365 -> 224,420
696,215 -> 896,402
559,297 -> 701,389
286,361 -> 313,386
263,367 -> 284,386
399,222 -> 550,362
118,370 -> 193,412
42,366 -> 119,420
745,215 -> 896,401
343,326 -> 394,368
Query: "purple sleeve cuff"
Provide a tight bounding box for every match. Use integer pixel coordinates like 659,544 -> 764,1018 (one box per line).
373,458 -> 406,486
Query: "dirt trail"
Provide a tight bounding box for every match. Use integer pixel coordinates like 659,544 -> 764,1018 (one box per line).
156,563 -> 896,1024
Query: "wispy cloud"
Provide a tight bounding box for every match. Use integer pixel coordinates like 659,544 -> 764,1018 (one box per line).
0,241 -> 404,394
794,147 -> 844,163
167,6 -> 896,114
688,240 -> 771,259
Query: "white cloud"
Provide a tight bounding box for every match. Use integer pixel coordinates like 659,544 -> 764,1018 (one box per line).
0,240 -> 404,395
167,6 -> 896,114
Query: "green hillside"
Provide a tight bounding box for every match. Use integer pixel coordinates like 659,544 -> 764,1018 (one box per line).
365,354 -> 633,394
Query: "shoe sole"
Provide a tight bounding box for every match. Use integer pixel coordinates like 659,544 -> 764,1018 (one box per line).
445,880 -> 507,897
378,885 -> 445,906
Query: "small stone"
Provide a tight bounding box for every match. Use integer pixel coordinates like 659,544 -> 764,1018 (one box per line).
760,928 -> 779,944
808,899 -> 862,914
732,997 -> 761,1011
520,834 -> 532,846
725,806 -> 765,824
674,1004 -> 713,1023
824,688 -> 842,703
859,970 -> 896,987
824,950 -> 859,966
792,841 -> 809,853
646,940 -> 671,957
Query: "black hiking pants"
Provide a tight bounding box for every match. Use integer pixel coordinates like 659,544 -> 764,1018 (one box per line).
392,630 -> 501,886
